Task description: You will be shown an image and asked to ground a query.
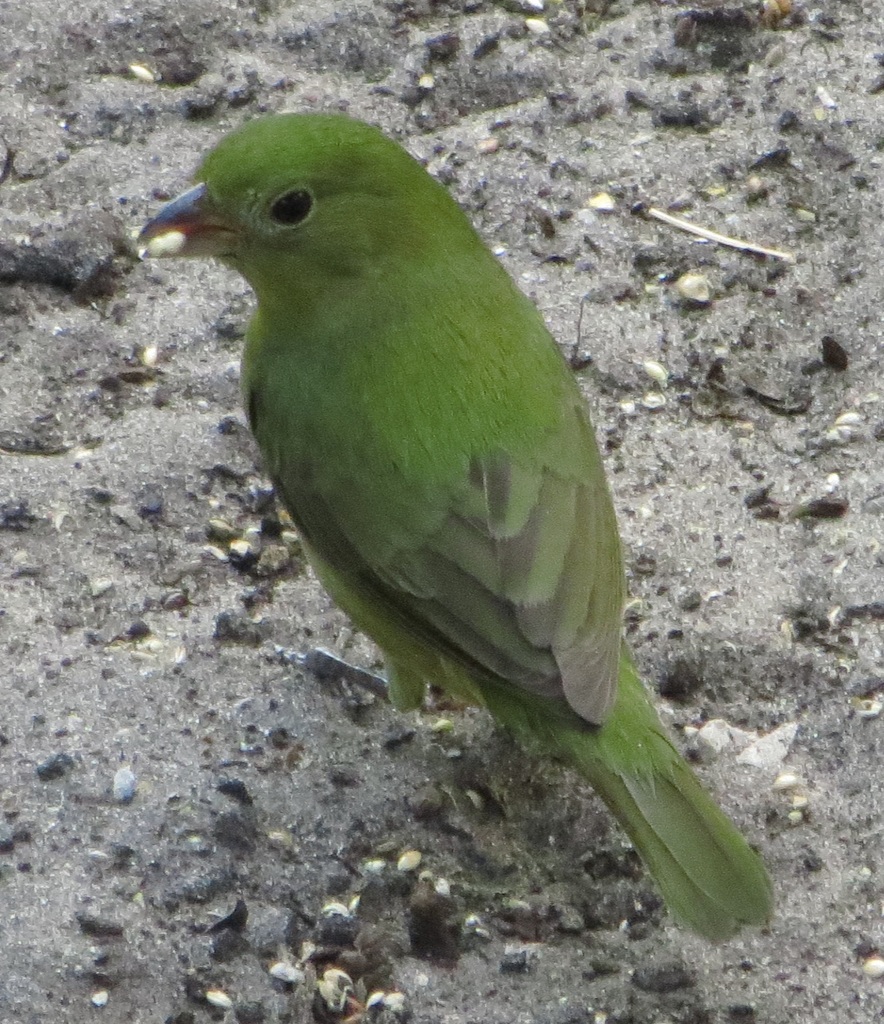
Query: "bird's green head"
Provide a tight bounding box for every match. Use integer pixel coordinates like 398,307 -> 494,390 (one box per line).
140,112 -> 466,300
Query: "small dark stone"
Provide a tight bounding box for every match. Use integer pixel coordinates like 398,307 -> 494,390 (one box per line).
122,620 -> 150,642
0,501 -> 37,531
409,882 -> 461,962
750,145 -> 792,170
213,611 -> 269,647
314,912 -> 360,947
777,110 -> 800,132
234,1002 -> 267,1024
211,928 -> 249,961
473,34 -> 500,59
744,484 -> 774,509
821,335 -> 849,370
178,88 -> 222,120
137,485 -> 164,519
329,768 -> 359,787
213,811 -> 257,853
728,1005 -> 757,1021
792,496 -> 849,520
383,725 -> 416,749
678,590 -> 702,612
217,778 -> 253,805
210,898 -> 249,932
156,56 -> 206,86
802,848 -> 824,872
425,32 -> 460,61
652,103 -> 709,130
0,824 -> 15,852
632,961 -> 695,992
36,752 -> 75,781
632,552 -> 657,575
247,906 -> 301,957
75,912 -> 124,938
658,656 -> 704,700
499,948 -> 531,974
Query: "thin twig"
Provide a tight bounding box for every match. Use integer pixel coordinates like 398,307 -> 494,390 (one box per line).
642,205 -> 796,263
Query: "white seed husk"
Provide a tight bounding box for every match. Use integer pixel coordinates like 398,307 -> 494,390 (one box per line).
269,961 -> 305,984
321,901 -> 352,918
772,771 -> 801,791
397,849 -> 422,872
317,968 -> 353,1012
641,360 -> 668,384
129,63 -> 156,83
205,990 -> 234,1009
862,956 -> 884,979
587,192 -> 616,212
675,272 -> 711,304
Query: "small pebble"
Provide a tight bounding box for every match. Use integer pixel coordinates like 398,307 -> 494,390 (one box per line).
113,767 -> 137,803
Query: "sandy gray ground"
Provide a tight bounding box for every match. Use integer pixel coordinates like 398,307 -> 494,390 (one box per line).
1,1 -> 883,1022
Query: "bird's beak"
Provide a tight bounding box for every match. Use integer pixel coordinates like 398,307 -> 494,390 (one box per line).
139,183 -> 239,259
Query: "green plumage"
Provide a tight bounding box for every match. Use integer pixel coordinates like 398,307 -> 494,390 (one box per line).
140,112 -> 772,939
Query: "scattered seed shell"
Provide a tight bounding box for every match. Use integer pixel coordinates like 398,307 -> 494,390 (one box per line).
91,990 -> 109,1008
525,17 -> 550,34
675,272 -> 711,304
397,849 -> 422,872
205,990 -> 234,1010
317,968 -> 353,1013
417,73 -> 434,90
430,717 -> 454,733
384,992 -> 407,1011
129,63 -> 156,83
321,901 -> 352,918
772,771 -> 802,791
476,138 -> 499,155
642,360 -> 668,384
852,697 -> 882,719
269,961 -> 305,984
363,858 -> 386,874
641,391 -> 666,410
587,192 -> 616,212
862,956 -> 884,979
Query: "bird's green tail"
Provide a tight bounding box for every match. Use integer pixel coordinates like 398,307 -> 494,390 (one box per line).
477,646 -> 773,940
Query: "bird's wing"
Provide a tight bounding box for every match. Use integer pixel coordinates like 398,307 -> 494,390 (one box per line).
280,399 -> 625,726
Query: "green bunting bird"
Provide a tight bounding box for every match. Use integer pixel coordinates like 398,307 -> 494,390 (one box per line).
140,112 -> 772,939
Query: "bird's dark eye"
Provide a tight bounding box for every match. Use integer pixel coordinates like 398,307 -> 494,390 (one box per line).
269,189 -> 313,225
